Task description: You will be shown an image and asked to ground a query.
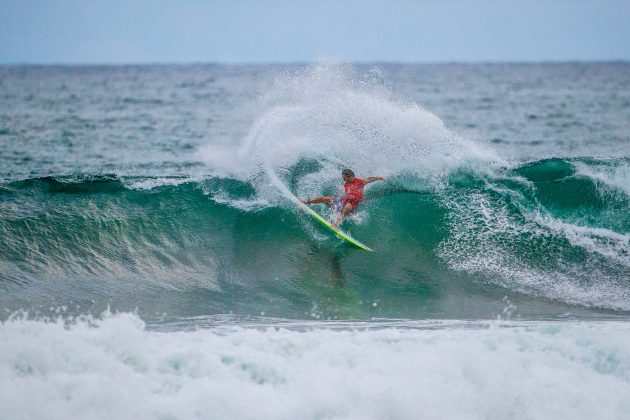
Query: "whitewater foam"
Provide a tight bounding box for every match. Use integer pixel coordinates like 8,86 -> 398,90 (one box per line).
534,213 -> 630,267
123,177 -> 196,190
2,313 -> 630,420
574,159 -> 630,198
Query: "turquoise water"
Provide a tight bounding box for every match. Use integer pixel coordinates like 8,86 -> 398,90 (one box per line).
1,157 -> 629,321
1,62 -> 630,419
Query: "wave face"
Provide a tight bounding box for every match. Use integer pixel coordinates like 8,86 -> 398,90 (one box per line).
1,156 -> 628,319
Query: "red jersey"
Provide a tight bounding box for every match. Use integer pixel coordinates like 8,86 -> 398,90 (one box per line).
343,178 -> 365,205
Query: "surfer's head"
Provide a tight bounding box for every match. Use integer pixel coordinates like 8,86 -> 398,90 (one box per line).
342,169 -> 355,182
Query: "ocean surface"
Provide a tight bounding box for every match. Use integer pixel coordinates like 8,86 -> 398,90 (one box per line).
1,62 -> 629,419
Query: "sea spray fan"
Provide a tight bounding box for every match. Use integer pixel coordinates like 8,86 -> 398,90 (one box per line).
201,62 -> 496,201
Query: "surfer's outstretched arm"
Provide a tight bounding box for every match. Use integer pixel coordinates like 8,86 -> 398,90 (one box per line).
363,176 -> 385,185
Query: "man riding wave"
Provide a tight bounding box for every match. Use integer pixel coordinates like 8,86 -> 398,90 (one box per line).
300,169 -> 385,228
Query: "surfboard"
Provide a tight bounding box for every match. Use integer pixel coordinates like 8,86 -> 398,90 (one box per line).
295,198 -> 373,251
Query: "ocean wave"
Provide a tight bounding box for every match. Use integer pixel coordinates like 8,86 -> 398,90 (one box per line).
0,156 -> 628,315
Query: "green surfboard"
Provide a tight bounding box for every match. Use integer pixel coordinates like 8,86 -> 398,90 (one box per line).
295,198 -> 373,251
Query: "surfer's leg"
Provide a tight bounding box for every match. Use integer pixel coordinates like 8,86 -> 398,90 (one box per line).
301,196 -> 333,206
333,202 -> 355,228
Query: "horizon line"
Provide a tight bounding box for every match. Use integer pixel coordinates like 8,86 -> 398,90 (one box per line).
1,59 -> 629,67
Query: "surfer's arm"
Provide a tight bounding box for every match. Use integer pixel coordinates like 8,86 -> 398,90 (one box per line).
363,177 -> 385,185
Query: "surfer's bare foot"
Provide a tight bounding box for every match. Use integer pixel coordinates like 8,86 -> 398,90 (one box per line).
300,198 -> 310,205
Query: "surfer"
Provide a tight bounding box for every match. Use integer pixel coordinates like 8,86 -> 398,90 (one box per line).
300,169 -> 385,228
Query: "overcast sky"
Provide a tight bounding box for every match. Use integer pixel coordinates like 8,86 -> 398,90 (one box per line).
1,0 -> 629,64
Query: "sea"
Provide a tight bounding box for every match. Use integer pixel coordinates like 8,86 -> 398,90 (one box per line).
1,62 -> 629,419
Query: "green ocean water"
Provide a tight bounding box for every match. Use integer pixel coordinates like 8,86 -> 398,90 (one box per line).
1,156 -> 628,321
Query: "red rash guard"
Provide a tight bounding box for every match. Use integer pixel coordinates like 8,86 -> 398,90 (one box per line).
343,178 -> 365,209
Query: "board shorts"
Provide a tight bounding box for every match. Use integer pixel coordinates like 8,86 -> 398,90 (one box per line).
332,197 -> 361,211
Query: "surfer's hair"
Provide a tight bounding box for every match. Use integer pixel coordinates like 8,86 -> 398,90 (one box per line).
342,169 -> 354,177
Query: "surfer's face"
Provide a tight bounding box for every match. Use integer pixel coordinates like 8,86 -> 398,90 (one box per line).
343,174 -> 354,183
